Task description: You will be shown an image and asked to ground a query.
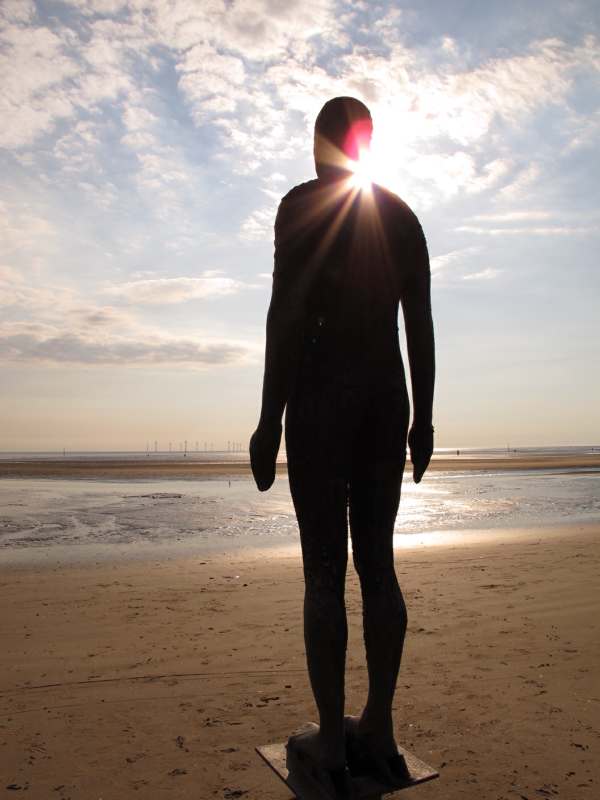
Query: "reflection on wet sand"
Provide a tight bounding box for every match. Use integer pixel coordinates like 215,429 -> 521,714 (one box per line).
1,464 -> 599,565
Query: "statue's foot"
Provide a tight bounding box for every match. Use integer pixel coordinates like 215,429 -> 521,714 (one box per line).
344,715 -> 410,788
286,728 -> 355,800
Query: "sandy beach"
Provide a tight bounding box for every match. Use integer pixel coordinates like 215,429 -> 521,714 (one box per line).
1,453 -> 600,480
1,522 -> 598,799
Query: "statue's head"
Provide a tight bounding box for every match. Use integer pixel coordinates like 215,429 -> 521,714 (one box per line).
314,96 -> 373,181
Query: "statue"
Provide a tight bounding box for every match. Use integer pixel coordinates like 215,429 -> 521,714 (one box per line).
251,96 -> 435,799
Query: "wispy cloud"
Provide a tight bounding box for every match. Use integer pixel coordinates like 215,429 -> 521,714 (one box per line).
429,247 -> 501,286
498,163 -> 541,201
462,268 -> 501,281
456,225 -> 598,236
430,247 -> 481,275
239,202 -> 279,242
103,272 -> 249,305
470,211 -> 553,222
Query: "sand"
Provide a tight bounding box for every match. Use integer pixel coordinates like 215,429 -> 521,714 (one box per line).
1,452 -> 599,479
1,523 -> 598,799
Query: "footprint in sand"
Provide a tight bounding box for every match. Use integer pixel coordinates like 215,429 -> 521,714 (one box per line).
175,735 -> 189,751
125,753 -> 146,763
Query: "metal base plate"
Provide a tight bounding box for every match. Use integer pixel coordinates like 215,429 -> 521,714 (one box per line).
256,722 -> 439,799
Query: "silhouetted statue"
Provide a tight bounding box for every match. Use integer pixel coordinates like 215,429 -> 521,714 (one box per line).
250,96 -> 435,799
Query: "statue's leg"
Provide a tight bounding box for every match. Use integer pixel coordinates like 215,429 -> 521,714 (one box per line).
285,383 -> 353,771
288,468 -> 349,769
347,385 -> 409,763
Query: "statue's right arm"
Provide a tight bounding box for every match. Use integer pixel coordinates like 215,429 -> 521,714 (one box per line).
257,197 -> 305,427
250,196 -> 305,490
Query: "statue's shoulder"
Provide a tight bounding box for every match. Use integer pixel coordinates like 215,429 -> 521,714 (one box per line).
372,183 -> 424,242
275,180 -> 320,238
372,183 -> 418,223
279,179 -> 319,208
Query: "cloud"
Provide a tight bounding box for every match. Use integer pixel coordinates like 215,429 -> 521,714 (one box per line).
1,0 -> 35,24
103,273 -> 247,304
77,180 -> 119,209
390,153 -> 511,206
175,43 -> 247,121
498,163 -> 541,201
0,269 -> 253,366
0,321 -> 249,366
456,225 -> 598,236
462,268 -> 501,281
0,6 -> 138,150
135,151 -> 188,187
0,22 -> 79,148
441,38 -> 575,137
429,247 -> 501,286
0,276 -> 76,312
471,211 -> 553,222
0,270 -> 140,333
0,201 -> 56,261
63,0 -> 129,14
564,108 -> 600,152
239,204 -> 278,242
430,247 -> 481,275
53,120 -> 103,175
153,0 -> 338,61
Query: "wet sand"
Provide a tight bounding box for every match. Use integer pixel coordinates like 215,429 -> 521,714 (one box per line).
1,453 -> 599,479
1,523 -> 598,799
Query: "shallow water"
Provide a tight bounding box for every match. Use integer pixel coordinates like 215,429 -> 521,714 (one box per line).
1,467 -> 599,565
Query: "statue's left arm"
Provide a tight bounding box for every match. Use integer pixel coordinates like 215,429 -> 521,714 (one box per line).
400,215 -> 436,483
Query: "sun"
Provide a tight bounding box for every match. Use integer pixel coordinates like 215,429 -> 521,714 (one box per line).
348,148 -> 374,192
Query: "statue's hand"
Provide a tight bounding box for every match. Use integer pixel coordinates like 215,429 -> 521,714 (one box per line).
408,423 -> 434,484
249,420 -> 282,492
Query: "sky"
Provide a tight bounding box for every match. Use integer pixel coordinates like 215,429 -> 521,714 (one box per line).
1,0 -> 599,451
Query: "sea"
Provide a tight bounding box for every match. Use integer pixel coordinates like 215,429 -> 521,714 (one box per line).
1,446 -> 599,565
1,445 -> 599,462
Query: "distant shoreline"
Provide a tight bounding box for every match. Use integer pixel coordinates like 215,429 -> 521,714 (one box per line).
1,453 -> 599,479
